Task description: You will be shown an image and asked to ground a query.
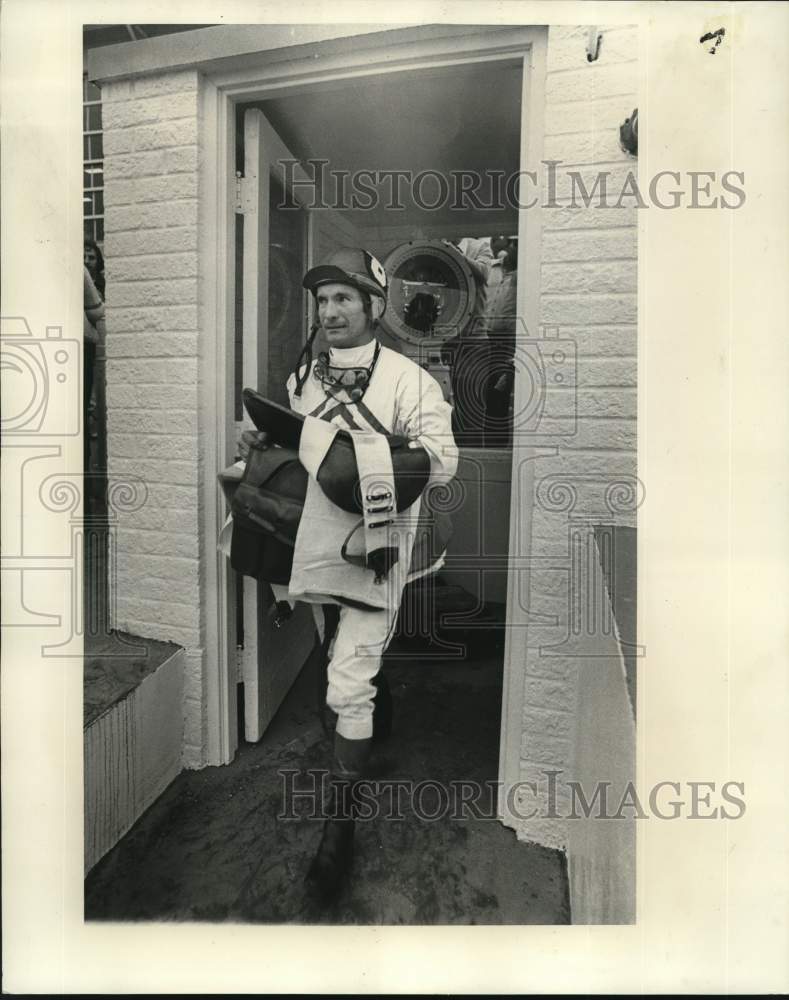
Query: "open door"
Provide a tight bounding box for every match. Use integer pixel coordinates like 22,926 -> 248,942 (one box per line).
236,108 -> 316,741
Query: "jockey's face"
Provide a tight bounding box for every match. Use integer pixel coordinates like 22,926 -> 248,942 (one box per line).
316,282 -> 374,349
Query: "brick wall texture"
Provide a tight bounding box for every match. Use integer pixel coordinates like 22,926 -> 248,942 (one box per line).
101,70 -> 206,769
515,25 -> 638,849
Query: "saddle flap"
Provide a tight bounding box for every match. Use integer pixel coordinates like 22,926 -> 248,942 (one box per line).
244,444 -> 303,493
242,388 -> 430,513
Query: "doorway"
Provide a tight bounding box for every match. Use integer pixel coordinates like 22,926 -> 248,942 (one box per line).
205,26 -> 547,828
233,65 -> 517,758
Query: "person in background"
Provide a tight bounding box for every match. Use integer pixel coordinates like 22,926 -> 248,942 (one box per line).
84,240 -> 105,300
83,265 -> 105,468
442,236 -> 495,446
482,235 -> 519,447
452,236 -> 495,310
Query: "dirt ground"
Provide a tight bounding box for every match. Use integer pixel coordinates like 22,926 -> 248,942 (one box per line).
85,620 -> 570,925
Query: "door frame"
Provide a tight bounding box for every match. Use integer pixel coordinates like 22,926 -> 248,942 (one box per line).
237,107 -> 318,743
199,25 -> 548,800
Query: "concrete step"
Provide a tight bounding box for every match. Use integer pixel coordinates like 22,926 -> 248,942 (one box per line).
84,632 -> 184,873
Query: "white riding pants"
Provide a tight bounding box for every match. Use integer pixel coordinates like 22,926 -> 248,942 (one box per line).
312,603 -> 399,740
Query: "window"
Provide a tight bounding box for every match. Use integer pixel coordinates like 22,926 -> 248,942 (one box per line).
83,77 -> 104,244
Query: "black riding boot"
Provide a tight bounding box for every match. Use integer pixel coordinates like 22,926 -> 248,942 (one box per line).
371,672 -> 393,743
306,733 -> 371,901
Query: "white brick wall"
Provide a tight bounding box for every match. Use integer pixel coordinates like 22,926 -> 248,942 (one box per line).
515,25 -> 638,849
101,69 -> 206,768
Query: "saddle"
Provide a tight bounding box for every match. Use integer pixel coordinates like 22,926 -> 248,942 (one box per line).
220,390 -> 435,586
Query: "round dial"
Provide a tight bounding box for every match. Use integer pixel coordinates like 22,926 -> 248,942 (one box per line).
379,240 -> 477,346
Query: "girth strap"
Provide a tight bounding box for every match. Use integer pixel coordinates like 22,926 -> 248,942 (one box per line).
341,432 -> 399,583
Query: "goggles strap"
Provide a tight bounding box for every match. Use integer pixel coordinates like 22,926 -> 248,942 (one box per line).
293,323 -> 320,398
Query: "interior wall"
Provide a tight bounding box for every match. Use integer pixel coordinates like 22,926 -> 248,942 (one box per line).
257,58 -> 522,235
312,206 -> 364,262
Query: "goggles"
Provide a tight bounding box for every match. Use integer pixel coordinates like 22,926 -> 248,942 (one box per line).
312,340 -> 382,403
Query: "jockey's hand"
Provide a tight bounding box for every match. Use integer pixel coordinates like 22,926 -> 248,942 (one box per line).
239,430 -> 270,461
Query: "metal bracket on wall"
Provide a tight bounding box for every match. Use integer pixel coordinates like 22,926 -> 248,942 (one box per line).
586,27 -> 602,62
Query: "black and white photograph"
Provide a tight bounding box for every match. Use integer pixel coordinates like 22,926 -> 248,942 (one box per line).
78,20 -> 639,925
1,2 -> 788,994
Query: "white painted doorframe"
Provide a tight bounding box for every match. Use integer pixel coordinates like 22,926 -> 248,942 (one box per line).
238,108 -> 318,742
199,27 -> 548,814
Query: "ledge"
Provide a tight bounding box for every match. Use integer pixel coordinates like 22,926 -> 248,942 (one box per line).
87,23 -> 420,84
84,636 -> 184,872
84,630 -> 181,728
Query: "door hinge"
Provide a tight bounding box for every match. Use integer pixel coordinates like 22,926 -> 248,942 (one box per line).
234,172 -> 256,215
